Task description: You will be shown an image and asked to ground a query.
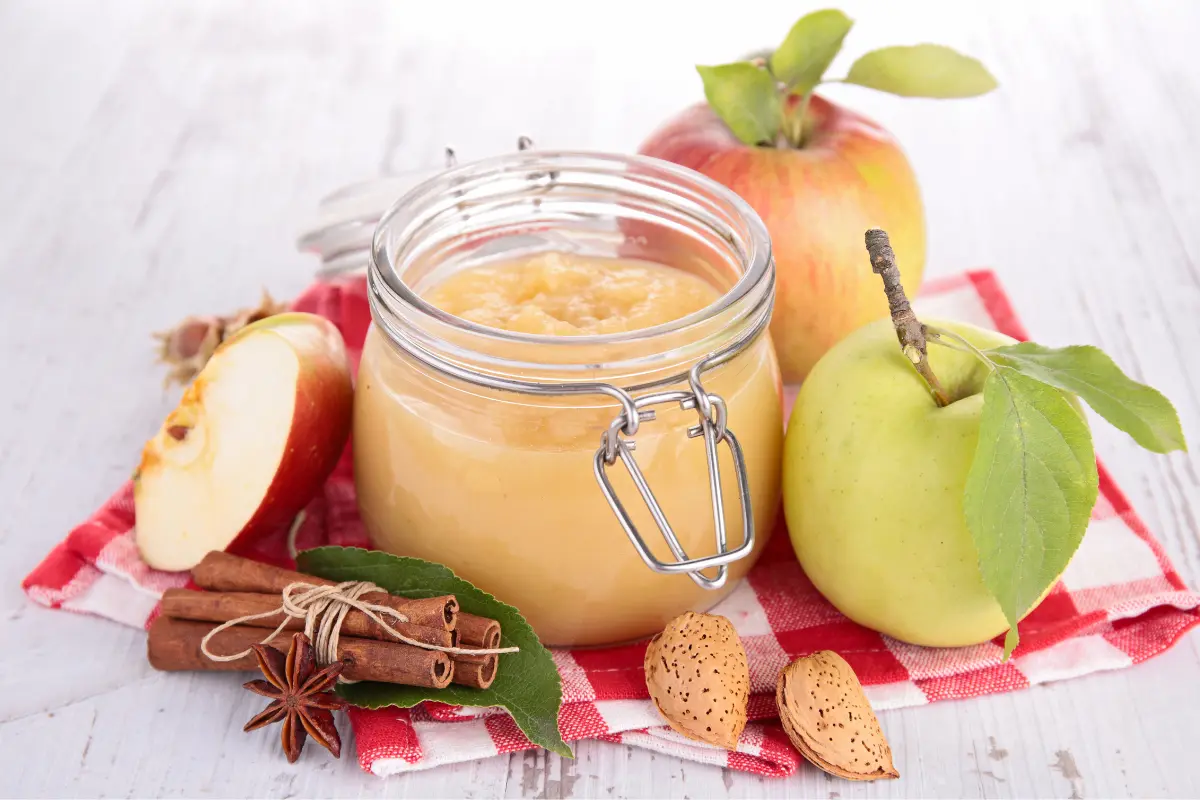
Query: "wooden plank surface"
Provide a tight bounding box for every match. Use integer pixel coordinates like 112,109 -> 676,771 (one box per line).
1,1 -> 1198,797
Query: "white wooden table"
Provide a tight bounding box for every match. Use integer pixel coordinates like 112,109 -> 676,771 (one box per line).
2,1 -> 1198,796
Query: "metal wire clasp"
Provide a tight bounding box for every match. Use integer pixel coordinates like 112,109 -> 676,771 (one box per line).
592,364 -> 755,590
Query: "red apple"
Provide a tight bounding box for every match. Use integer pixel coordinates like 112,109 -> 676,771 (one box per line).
134,312 -> 353,571
640,93 -> 925,381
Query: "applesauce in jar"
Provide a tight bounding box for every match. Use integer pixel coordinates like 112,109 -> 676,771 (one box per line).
355,152 -> 782,646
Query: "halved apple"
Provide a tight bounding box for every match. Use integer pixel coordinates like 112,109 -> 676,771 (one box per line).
135,312 -> 353,571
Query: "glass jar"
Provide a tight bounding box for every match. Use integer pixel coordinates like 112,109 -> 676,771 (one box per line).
357,151 -> 782,647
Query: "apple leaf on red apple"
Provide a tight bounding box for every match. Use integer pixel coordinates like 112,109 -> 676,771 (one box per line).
845,44 -> 998,98
296,546 -> 571,758
696,62 -> 781,146
986,343 -> 1187,454
771,9 -> 854,95
963,367 -> 1098,658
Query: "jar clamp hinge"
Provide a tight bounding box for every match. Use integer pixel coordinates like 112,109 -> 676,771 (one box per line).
591,364 -> 754,590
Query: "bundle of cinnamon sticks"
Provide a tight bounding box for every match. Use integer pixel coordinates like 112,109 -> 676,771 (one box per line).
147,551 -> 504,690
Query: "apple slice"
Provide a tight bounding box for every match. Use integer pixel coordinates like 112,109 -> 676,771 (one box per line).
135,312 -> 353,571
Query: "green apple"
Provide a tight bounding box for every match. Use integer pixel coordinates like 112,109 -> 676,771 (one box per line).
783,317 -> 1049,647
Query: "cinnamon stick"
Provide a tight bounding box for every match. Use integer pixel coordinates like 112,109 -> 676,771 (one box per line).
451,614 -> 502,689
161,589 -> 454,648
457,613 -> 501,649
193,552 -> 458,630
451,654 -> 498,690
148,616 -> 453,688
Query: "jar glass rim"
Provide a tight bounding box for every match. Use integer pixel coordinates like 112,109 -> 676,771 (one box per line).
368,150 -> 773,351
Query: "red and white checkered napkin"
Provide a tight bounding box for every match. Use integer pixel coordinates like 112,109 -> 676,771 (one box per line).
23,271 -> 1200,778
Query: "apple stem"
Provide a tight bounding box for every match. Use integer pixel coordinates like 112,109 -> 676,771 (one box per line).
864,229 -> 951,407
926,325 -> 995,369
783,90 -> 814,149
792,90 -> 811,148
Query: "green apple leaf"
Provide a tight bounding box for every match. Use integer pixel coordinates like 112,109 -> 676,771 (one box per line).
964,368 -> 1098,658
986,343 -> 1187,454
296,546 -> 571,758
770,9 -> 854,95
696,62 -> 781,146
844,44 -> 998,98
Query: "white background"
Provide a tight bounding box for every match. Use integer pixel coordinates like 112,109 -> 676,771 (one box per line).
1,1 -> 1198,797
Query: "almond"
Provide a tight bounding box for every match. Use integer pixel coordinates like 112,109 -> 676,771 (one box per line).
776,650 -> 899,781
643,612 -> 749,750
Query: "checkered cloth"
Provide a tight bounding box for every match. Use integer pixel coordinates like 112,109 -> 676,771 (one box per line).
23,271 -> 1200,777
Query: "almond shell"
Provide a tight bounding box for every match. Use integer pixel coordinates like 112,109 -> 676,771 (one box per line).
776,650 -> 899,781
643,612 -> 749,750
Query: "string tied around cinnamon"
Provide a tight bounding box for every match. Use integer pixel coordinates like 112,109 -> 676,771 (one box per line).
200,580 -> 518,680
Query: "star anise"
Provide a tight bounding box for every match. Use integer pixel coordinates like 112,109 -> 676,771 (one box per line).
243,632 -> 346,763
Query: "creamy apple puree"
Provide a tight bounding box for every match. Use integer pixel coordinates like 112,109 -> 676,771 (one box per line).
354,251 -> 782,646
423,252 -> 718,336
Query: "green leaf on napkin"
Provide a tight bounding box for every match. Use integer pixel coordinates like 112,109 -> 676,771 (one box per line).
771,9 -> 854,95
845,44 -> 997,98
297,547 -> 571,757
986,343 -> 1187,454
963,368 -> 1098,658
696,62 -> 781,146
